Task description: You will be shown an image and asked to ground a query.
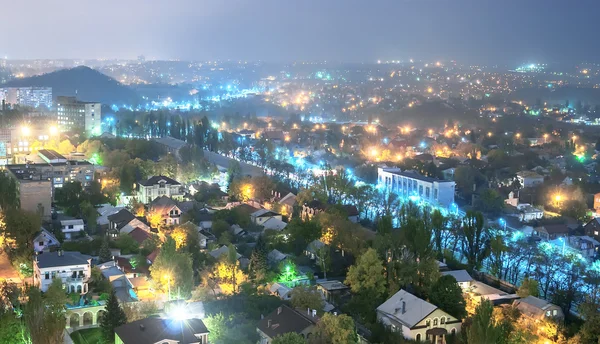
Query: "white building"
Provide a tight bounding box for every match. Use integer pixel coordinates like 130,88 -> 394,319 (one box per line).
377,289 -> 462,343
60,219 -> 85,240
516,171 -> 544,188
33,250 -> 92,294
441,270 -> 474,291
0,87 -> 52,109
377,168 -> 455,207
138,175 -> 183,204
33,227 -> 59,253
56,96 -> 101,135
251,209 -> 283,226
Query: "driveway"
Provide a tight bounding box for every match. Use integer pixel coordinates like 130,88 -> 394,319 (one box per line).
0,252 -> 22,284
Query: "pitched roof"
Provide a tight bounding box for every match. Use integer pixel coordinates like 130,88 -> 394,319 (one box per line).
146,249 -> 160,264
149,196 -> 180,214
139,175 -> 181,187
537,224 -> 570,234
514,296 -> 560,318
257,305 -> 318,339
251,209 -> 280,218
267,249 -> 288,263
377,289 -> 437,328
279,192 -> 297,207
115,317 -> 208,344
441,270 -> 473,283
33,227 -> 59,247
153,136 -> 187,150
128,227 -> 152,245
209,245 -> 242,260
108,209 -> 136,225
262,217 -> 288,231
35,251 -> 91,269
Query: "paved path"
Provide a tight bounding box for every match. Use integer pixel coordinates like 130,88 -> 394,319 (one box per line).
0,252 -> 21,284
203,150 -> 265,177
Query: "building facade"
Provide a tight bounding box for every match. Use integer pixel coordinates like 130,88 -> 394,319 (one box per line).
56,96 -> 101,135
7,168 -> 52,220
33,250 -> 92,294
0,87 -> 52,109
377,168 -> 455,207
138,176 -> 183,204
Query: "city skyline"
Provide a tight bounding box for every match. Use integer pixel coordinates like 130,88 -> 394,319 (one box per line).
2,0 -> 600,64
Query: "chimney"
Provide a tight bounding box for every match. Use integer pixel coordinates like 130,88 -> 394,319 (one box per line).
402,301 -> 406,314
57,249 -> 63,257
312,309 -> 317,317
139,324 -> 145,331
307,308 -> 310,315
267,320 -> 272,328
277,307 -> 282,315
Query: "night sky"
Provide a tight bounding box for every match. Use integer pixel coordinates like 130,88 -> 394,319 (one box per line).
2,0 -> 598,64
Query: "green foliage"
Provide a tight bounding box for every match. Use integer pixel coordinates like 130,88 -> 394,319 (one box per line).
272,332 -> 307,344
285,218 -> 322,255
461,211 -> 490,271
61,237 -> 104,256
0,172 -> 20,209
477,189 -> 504,215
204,293 -> 282,320
24,286 -> 66,344
517,277 -> 539,298
204,312 -> 258,344
99,289 -> 127,344
1,209 -> 41,259
467,299 -> 503,344
115,234 -> 139,255
290,286 -> 324,312
98,237 -> 112,263
312,313 -> 357,344
429,275 -> 467,319
345,248 -> 386,298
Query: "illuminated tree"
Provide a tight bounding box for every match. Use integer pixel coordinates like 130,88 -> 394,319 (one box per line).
517,277 -> 539,298
345,248 -> 386,298
146,209 -> 163,229
467,300 -> 503,344
150,237 -> 194,298
171,227 -> 188,249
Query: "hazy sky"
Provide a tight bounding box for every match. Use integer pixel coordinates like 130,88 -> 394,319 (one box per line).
1,0 -> 598,64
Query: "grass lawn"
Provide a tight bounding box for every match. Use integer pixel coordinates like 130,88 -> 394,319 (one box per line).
70,328 -> 103,344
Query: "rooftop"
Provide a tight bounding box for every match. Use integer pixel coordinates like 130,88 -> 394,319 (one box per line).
139,175 -> 181,187
380,167 -> 452,183
115,317 -> 208,344
441,270 -> 473,283
377,289 -> 437,328
257,305 -> 318,339
35,251 -> 91,269
153,136 -> 187,150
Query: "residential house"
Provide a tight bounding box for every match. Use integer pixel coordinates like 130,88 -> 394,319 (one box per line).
269,283 -> 292,301
107,209 -> 151,236
257,305 -> 318,344
316,280 -> 349,304
60,219 -> 85,240
33,250 -> 91,294
198,229 -> 216,249
278,192 -> 297,217
115,317 -> 209,344
583,218 -> 600,242
138,175 -> 183,204
128,227 -> 153,246
441,270 -> 473,291
516,171 -> 544,188
533,224 -> 570,241
565,236 -> 600,260
97,204 -> 125,230
513,296 -> 564,323
251,209 -> 283,226
209,245 -> 248,268
198,210 -> 215,231
262,217 -> 288,231
33,227 -> 59,253
267,249 -> 288,266
148,196 -> 183,226
305,240 -> 326,260
301,200 -> 327,221
377,289 -> 462,343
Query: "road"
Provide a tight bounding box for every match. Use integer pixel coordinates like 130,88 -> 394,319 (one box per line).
203,150 -> 265,177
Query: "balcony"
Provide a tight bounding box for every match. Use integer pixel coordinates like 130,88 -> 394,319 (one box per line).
66,276 -> 88,283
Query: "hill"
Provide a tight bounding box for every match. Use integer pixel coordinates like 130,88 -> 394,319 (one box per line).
2,66 -> 139,106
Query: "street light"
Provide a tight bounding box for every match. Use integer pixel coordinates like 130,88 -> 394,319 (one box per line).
50,126 -> 58,135
21,126 -> 30,136
559,237 -> 566,255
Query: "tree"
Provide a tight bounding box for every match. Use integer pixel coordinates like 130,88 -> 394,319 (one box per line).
345,248 -> 386,298
2,209 -> 41,258
517,277 -> 539,297
150,237 -> 194,299
460,211 -> 490,271
429,275 -> 467,319
248,236 -> 268,282
272,332 -> 307,344
477,189 -> 504,215
99,289 -> 127,344
99,237 -> 112,263
290,286 -> 324,312
0,309 -> 27,344
311,313 -> 357,344
467,299 -> 503,344
23,285 -> 65,344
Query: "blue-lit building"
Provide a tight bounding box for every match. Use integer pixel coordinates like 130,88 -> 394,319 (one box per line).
377,167 -> 455,208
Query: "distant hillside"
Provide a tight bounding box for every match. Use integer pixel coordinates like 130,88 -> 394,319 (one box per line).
3,66 -> 139,105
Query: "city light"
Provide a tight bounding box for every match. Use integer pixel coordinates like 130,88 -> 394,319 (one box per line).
21,126 -> 30,136
50,126 -> 58,135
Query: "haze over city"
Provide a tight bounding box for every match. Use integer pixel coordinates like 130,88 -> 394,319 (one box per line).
2,2 -> 600,344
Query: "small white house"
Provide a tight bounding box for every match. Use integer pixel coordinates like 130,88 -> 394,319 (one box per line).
60,219 -> 85,240
441,270 -> 474,291
250,209 -> 283,226
33,228 -> 59,253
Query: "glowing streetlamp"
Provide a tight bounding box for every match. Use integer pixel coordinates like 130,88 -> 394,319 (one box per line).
487,132 -> 493,137
515,133 -> 521,139
21,126 -> 30,136
50,126 -> 58,135
543,133 -> 548,143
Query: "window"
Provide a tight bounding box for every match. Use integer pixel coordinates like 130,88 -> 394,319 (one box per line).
45,272 -> 50,280
441,317 -> 446,324
426,187 -> 430,198
426,319 -> 431,327
595,231 -> 599,236
39,241 -> 44,246
553,310 -> 558,316
68,225 -> 74,229
433,318 -> 438,326
546,311 -> 551,317
451,328 -> 456,335
419,185 -> 423,196
416,334 -> 421,342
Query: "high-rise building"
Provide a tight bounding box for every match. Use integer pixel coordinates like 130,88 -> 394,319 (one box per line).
0,87 -> 53,109
56,96 -> 101,135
